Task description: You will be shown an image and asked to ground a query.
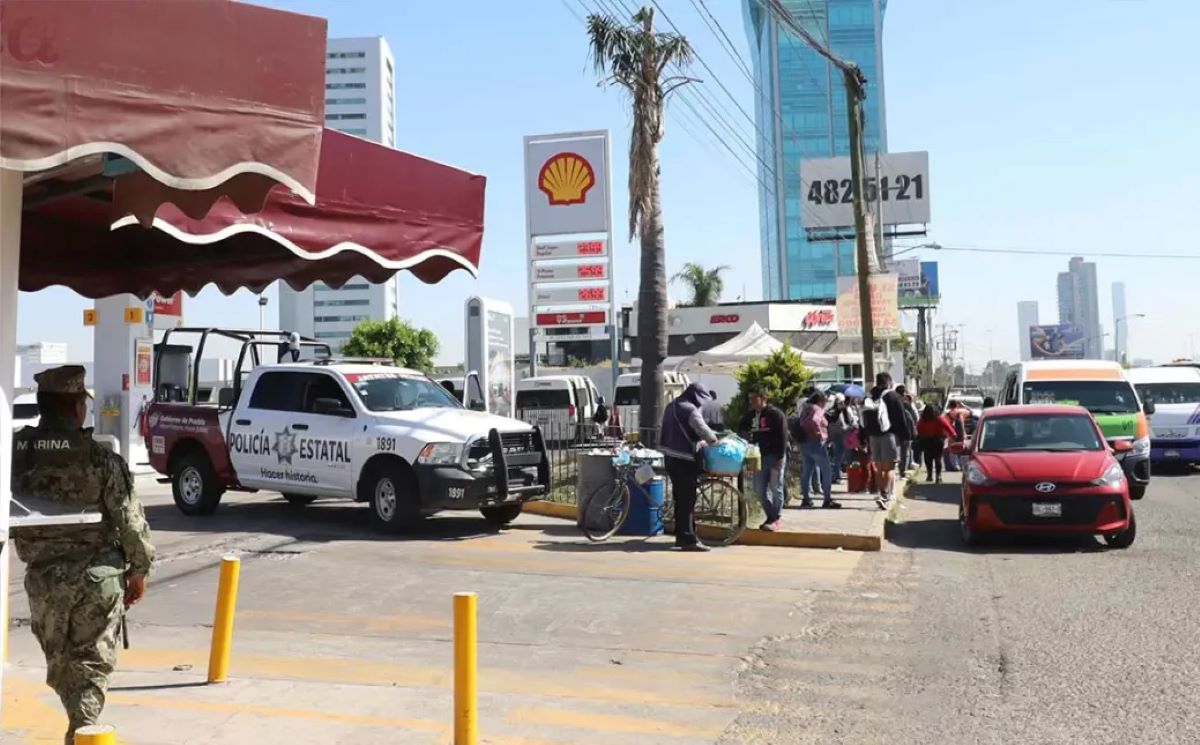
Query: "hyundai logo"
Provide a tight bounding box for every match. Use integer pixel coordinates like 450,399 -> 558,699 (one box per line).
1034,482 -> 1057,493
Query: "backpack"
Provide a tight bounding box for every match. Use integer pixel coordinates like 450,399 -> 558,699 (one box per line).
863,394 -> 891,436
787,413 -> 808,445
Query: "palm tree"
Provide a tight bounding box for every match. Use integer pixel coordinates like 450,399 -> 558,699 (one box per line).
587,6 -> 694,443
671,262 -> 729,307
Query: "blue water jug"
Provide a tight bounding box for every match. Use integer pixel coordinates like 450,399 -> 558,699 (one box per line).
704,435 -> 748,475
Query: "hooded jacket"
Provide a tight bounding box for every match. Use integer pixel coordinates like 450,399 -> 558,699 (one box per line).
660,383 -> 718,461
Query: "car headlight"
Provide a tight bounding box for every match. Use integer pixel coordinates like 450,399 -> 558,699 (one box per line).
418,442 -> 463,465
1092,462 -> 1126,488
1131,436 -> 1150,456
964,461 -> 993,486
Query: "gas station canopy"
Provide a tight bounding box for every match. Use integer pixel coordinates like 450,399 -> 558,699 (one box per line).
2,0 -> 328,213
19,129 -> 487,298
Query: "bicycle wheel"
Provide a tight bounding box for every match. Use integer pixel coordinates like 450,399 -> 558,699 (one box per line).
694,477 -> 748,547
580,479 -> 631,542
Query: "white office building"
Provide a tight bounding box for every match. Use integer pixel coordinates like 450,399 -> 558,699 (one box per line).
1016,301 -> 1039,361
278,36 -> 397,352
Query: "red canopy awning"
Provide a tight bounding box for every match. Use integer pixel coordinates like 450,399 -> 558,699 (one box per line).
1,0 -> 327,209
19,130 -> 487,297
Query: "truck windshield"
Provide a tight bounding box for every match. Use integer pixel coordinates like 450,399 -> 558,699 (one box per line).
348,374 -> 461,412
1022,381 -> 1139,414
1134,382 -> 1200,405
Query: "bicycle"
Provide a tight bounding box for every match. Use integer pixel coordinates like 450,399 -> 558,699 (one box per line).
579,461 -> 748,547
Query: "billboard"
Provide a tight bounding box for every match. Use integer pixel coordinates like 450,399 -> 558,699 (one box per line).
524,132 -> 611,236
1029,324 -> 1086,360
835,274 -> 901,340
892,259 -> 940,307
800,151 -> 930,228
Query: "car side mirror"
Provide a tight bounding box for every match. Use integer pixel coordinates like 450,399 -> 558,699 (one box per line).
1111,439 -> 1134,454
1143,400 -> 1156,416
948,441 -> 968,456
469,400 -> 486,412
313,397 -> 353,417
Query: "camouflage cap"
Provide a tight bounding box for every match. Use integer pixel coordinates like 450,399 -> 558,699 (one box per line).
33,365 -> 91,396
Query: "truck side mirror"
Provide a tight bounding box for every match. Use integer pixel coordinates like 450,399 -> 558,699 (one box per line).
469,400 -> 486,412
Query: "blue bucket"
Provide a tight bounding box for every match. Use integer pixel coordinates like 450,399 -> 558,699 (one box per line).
618,474 -> 665,536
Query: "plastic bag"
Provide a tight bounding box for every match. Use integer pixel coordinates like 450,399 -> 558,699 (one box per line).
704,435 -> 749,475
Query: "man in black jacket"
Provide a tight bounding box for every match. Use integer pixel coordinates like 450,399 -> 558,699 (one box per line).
745,386 -> 788,531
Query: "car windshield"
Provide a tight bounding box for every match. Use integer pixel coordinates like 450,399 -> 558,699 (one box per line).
977,414 -> 1104,452
613,385 -> 639,406
1022,381 -> 1139,414
348,373 -> 461,412
13,402 -> 38,419
1134,382 -> 1200,406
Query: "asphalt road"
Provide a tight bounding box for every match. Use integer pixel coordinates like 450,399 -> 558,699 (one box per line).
719,467 -> 1200,745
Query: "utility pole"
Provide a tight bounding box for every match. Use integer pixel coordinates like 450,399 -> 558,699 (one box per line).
766,0 -> 877,383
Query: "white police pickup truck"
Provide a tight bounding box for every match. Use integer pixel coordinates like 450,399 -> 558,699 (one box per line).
145,361 -> 549,532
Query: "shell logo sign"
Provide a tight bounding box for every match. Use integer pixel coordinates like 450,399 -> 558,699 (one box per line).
538,152 -> 596,206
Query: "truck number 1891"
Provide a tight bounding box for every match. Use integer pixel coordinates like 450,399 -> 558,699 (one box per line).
376,437 -> 397,452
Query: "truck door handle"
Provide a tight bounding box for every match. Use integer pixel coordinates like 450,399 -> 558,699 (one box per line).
292,423 -> 309,430
235,419 -> 252,426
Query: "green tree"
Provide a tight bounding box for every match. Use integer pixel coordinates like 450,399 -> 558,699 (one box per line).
588,6 -> 693,443
671,262 -> 729,307
342,318 -> 438,372
722,346 -> 815,431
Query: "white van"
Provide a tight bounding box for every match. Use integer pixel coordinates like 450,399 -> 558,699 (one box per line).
612,371 -> 690,435
516,375 -> 602,443
12,392 -> 39,430
1127,366 -> 1200,467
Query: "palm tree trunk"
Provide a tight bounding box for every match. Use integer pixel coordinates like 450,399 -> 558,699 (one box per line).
637,142 -> 667,445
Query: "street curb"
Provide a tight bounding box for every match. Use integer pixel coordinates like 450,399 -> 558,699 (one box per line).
523,500 -> 577,521
521,498 -> 888,552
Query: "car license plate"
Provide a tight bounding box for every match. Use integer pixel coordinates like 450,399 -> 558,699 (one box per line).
1165,449 -> 1181,459
1032,502 -> 1062,518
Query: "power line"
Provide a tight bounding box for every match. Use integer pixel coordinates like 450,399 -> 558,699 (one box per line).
687,0 -> 756,84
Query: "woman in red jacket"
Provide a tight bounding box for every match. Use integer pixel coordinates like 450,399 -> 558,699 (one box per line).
916,404 -> 958,483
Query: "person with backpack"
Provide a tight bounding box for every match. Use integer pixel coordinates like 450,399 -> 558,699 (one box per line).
796,391 -> 842,509
824,393 -> 852,484
863,372 -> 912,509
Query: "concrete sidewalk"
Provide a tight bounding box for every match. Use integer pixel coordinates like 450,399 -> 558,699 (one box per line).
5,480 -> 866,744
528,464 -> 917,552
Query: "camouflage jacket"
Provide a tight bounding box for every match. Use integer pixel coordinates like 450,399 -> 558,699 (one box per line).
11,416 -> 155,577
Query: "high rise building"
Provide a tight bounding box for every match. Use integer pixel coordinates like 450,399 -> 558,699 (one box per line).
278,37 -> 397,351
1057,257 -> 1102,359
1112,281 -> 1128,363
744,0 -> 888,301
1016,301 -> 1039,361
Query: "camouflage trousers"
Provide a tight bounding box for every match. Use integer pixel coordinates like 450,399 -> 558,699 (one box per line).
25,562 -> 124,744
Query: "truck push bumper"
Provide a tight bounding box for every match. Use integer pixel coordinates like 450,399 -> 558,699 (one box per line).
416,427 -> 550,510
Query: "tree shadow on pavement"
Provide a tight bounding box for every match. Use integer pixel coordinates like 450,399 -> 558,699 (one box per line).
530,537 -> 673,554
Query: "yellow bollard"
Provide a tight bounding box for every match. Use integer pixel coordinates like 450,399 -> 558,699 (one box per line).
74,724 -> 117,744
206,555 -> 241,684
453,592 -> 478,745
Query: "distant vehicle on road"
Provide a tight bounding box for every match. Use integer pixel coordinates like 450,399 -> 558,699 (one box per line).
999,360 -> 1153,500
952,404 -> 1136,548
612,371 -> 689,436
1127,366 -> 1200,468
144,328 -> 548,532
515,375 -> 602,444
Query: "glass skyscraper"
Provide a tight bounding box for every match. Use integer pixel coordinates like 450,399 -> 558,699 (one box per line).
743,0 -> 888,301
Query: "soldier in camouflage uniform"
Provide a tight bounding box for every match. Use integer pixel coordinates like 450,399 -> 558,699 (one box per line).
10,365 -> 155,744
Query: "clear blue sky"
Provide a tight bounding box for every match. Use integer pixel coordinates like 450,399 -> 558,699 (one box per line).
16,0 -> 1200,368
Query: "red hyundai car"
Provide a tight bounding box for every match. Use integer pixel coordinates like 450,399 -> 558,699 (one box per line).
951,404 -> 1136,548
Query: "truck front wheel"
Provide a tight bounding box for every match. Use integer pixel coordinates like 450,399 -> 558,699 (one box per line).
172,451 -> 224,516
364,461 -> 423,533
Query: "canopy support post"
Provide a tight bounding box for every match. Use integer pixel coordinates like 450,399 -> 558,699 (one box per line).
1,168 -> 24,689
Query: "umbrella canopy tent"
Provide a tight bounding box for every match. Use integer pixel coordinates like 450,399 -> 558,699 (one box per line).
676,322 -> 839,374
20,130 -> 487,298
